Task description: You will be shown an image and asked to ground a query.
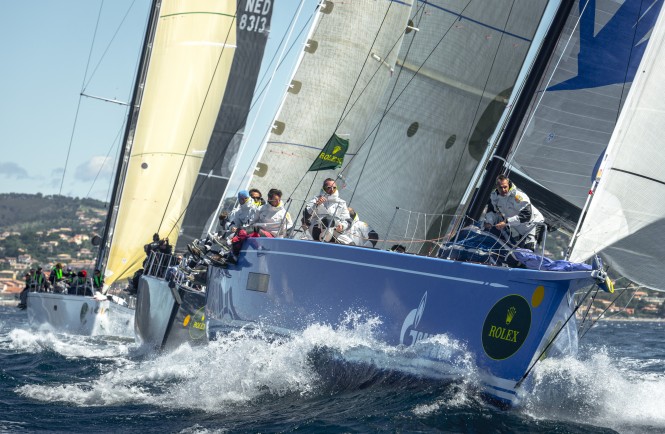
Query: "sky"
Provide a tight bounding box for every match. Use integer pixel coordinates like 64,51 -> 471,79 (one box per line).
0,0 -> 318,202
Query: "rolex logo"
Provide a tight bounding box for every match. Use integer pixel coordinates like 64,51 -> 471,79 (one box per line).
332,145 -> 342,154
506,306 -> 516,325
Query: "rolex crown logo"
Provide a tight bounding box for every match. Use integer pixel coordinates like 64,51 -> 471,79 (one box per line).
332,145 -> 342,154
506,306 -> 516,325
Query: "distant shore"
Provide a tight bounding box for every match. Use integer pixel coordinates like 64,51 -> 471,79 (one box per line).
595,316 -> 665,322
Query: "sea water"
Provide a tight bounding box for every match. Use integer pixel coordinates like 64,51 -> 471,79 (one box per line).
1,305 -> 663,433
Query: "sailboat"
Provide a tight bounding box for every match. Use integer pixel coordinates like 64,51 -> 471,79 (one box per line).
27,0 -> 272,344
199,0 -> 664,408
131,0 -> 273,350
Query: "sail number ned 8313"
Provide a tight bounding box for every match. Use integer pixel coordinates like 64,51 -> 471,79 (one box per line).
240,0 -> 272,33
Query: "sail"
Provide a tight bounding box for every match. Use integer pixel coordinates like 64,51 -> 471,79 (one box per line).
342,0 -> 551,247
104,0 -> 237,286
248,0 -> 412,209
177,0 -> 273,248
569,4 -> 665,290
507,0 -> 664,231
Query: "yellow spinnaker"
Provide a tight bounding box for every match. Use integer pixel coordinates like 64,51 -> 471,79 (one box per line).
106,0 -> 237,286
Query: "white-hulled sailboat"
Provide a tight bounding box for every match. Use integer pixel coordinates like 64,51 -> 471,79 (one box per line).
28,0 -> 272,344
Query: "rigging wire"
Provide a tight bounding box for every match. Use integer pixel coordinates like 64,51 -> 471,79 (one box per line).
283,1 -> 408,210
613,0 -> 647,125
516,284 -> 596,388
248,11 -> 314,114
57,0 -> 140,198
504,0 -> 592,169
438,0 -> 518,216
345,1 -> 427,204
86,122 -> 126,199
105,125 -> 124,204
337,1 -> 474,201
579,280 -> 641,340
238,2 -> 328,206
82,0 -> 140,93
59,0 -> 106,195
162,0 -> 315,243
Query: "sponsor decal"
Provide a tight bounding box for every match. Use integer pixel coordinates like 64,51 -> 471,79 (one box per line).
400,292 -> 430,346
482,294 -> 531,360
308,134 -> 349,171
187,307 -> 207,340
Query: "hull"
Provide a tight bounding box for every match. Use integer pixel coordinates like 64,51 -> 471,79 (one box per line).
205,238 -> 594,407
135,275 -> 208,351
27,292 -> 134,338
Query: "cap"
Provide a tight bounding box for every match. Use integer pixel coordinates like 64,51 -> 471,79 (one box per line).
238,190 -> 250,200
81,270 -> 87,277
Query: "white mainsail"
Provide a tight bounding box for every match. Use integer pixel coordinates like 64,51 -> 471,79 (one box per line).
342,0 -> 550,245
569,3 -> 665,290
248,0 -> 552,250
105,0 -> 237,285
249,0 -> 412,205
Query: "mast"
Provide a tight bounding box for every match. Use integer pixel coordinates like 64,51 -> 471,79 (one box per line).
95,0 -> 161,273
466,0 -> 575,221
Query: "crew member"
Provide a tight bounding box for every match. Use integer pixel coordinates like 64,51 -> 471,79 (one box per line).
483,174 -> 545,251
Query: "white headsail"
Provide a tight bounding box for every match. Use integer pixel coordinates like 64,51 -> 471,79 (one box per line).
570,3 -> 665,290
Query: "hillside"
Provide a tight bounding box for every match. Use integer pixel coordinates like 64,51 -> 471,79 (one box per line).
0,193 -> 107,232
0,193 -> 108,266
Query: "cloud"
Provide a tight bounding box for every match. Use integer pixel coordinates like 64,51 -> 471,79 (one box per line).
0,161 -> 30,179
74,156 -> 114,181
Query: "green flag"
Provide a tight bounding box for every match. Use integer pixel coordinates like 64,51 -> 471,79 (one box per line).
308,134 -> 349,171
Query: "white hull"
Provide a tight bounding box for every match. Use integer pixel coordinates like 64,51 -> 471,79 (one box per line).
27,292 -> 134,339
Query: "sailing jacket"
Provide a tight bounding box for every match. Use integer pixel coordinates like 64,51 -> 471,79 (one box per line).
344,214 -> 378,247
227,200 -> 258,229
485,184 -> 544,237
305,190 -> 351,232
252,201 -> 293,237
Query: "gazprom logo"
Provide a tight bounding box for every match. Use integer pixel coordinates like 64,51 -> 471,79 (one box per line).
400,292 -> 429,346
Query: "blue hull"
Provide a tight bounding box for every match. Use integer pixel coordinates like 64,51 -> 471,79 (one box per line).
205,238 -> 593,406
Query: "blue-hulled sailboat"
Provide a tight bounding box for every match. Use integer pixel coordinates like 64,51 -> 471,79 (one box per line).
201,0 -> 665,407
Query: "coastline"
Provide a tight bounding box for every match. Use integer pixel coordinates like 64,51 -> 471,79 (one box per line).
595,316 -> 665,322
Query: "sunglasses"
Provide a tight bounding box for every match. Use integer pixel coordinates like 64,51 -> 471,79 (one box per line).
251,196 -> 261,200
324,185 -> 337,190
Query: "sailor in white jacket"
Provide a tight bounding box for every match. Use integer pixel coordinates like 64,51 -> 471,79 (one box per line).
304,178 -> 351,242
483,175 -> 544,250
344,208 -> 378,247
227,190 -> 258,231
252,188 -> 293,237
